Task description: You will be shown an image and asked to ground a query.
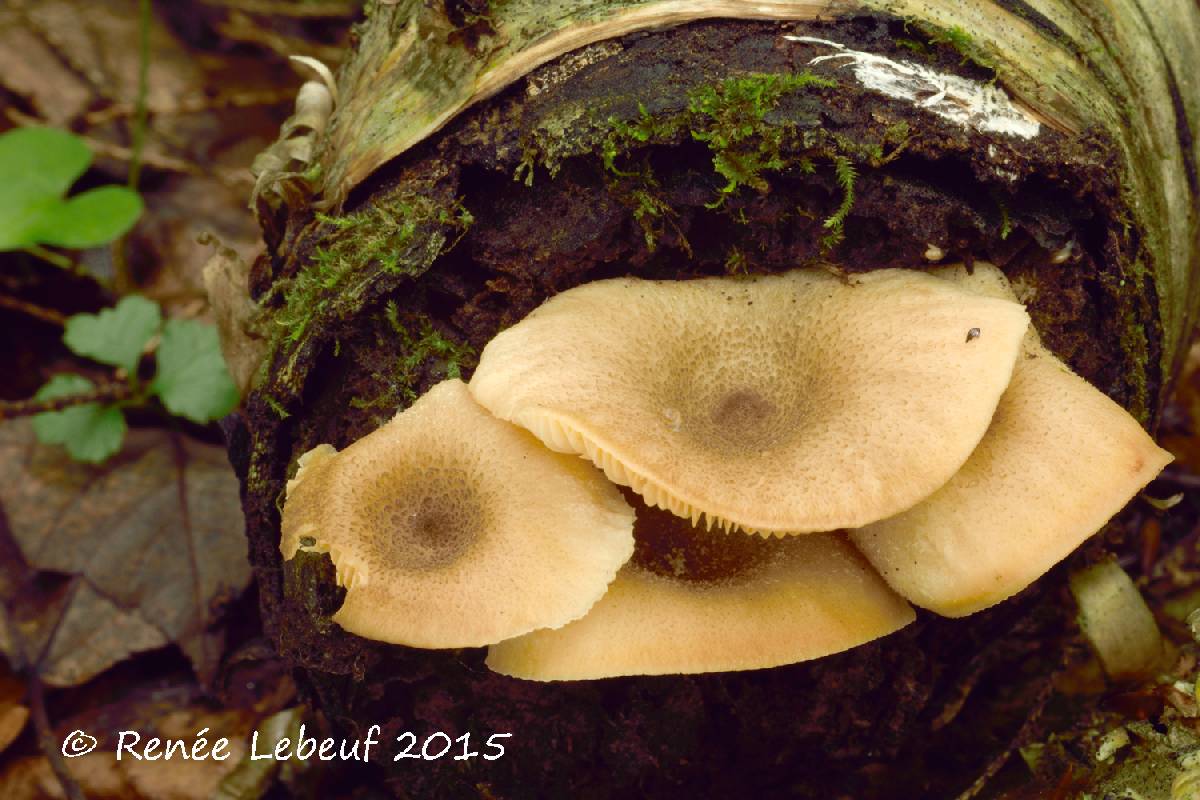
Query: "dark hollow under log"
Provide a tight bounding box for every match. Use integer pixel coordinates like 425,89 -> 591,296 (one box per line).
225,3 -> 1200,797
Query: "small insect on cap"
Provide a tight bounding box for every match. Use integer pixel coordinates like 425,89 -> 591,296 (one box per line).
469,269 -> 1031,535
280,379 -> 636,648
851,264 -> 1172,617
486,496 -> 915,681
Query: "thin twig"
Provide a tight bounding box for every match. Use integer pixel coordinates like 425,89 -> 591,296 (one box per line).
215,15 -> 346,64
1158,468 -> 1200,490
199,0 -> 360,17
128,0 -> 152,191
5,109 -> 254,189
0,384 -> 133,421
84,89 -> 296,125
20,246 -> 92,280
0,599 -> 85,800
0,295 -> 67,326
26,671 -> 84,800
955,676 -> 1056,800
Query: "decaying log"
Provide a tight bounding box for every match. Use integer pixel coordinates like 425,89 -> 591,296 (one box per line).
226,1 -> 1200,796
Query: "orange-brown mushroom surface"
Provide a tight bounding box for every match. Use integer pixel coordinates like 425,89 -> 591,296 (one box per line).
487,496 -> 915,680
851,264 -> 1172,616
470,268 -> 1030,535
281,379 -> 636,648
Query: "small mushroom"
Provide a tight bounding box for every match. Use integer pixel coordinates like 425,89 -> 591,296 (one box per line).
281,379 -> 636,648
486,495 -> 914,680
469,269 -> 1030,534
850,264 -> 1172,617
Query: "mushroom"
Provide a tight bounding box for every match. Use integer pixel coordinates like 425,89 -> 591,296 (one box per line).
281,379 -> 636,648
850,264 -> 1172,617
486,494 -> 915,680
469,269 -> 1031,535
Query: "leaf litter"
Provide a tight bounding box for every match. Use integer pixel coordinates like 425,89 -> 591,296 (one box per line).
0,420 -> 251,688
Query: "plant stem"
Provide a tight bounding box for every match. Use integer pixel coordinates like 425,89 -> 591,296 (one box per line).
20,245 -> 89,278
129,0 -> 152,191
0,383 -> 133,421
0,295 -> 67,326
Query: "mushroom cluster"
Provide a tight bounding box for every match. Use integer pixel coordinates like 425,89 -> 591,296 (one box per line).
281,265 -> 1170,680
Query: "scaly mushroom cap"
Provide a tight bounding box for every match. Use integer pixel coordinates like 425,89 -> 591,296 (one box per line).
470,269 -> 1030,534
850,264 -> 1172,617
281,379 -> 635,648
486,496 -> 915,680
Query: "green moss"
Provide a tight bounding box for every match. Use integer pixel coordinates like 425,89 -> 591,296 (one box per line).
724,246 -> 749,275
596,71 -> 837,211
687,71 -> 835,204
385,302 -> 475,400
908,20 -> 998,74
821,155 -> 857,249
523,69 -> 909,258
348,302 -> 477,414
265,395 -> 291,420
602,102 -> 685,176
602,158 -> 688,254
271,197 -> 473,348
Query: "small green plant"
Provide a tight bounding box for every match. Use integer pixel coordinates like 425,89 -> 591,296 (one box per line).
821,155 -> 858,248
32,296 -> 239,463
688,71 -> 836,205
0,127 -> 142,254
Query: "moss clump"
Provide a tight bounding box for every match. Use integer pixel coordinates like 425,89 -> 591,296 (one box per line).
599,71 -> 839,205
270,198 -> 473,348
904,20 -> 998,75
821,156 -> 858,248
385,302 -> 476,402
594,71 -> 884,252
349,302 -> 477,416
601,102 -> 687,175
686,71 -> 835,203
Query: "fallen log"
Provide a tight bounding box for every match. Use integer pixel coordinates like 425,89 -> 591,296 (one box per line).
225,1 -> 1200,796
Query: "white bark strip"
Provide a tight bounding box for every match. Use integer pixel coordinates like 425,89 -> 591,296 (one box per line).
786,36 -> 1040,139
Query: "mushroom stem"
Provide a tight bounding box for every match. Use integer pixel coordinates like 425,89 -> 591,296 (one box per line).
1068,558 -> 1167,683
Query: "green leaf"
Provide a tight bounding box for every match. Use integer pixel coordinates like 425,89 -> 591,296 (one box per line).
0,127 -> 142,251
0,128 -> 93,250
34,186 -> 144,249
31,374 -> 127,463
151,319 -> 239,423
63,295 -> 162,374
0,127 -> 92,208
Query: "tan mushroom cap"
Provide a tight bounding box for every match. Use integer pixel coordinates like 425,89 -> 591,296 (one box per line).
486,498 -> 915,680
280,379 -> 636,648
470,269 -> 1030,535
850,264 -> 1172,617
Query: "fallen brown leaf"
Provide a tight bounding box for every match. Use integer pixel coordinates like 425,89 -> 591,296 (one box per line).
0,685 -> 267,800
0,661 -> 29,757
0,420 -> 251,687
202,240 -> 268,396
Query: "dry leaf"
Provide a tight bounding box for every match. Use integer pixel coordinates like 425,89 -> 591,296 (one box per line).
0,661 -> 29,757
0,686 -> 263,800
0,420 -> 251,687
202,241 -> 269,396
0,10 -> 93,125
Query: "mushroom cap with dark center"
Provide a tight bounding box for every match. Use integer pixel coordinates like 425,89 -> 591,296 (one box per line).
470,268 -> 1031,534
281,379 -> 636,648
850,264 -> 1172,617
486,494 -> 915,680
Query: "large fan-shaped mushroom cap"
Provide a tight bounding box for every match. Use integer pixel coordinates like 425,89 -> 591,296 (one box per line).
486,497 -> 914,680
281,379 -> 635,647
470,269 -> 1030,534
851,264 -> 1172,617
